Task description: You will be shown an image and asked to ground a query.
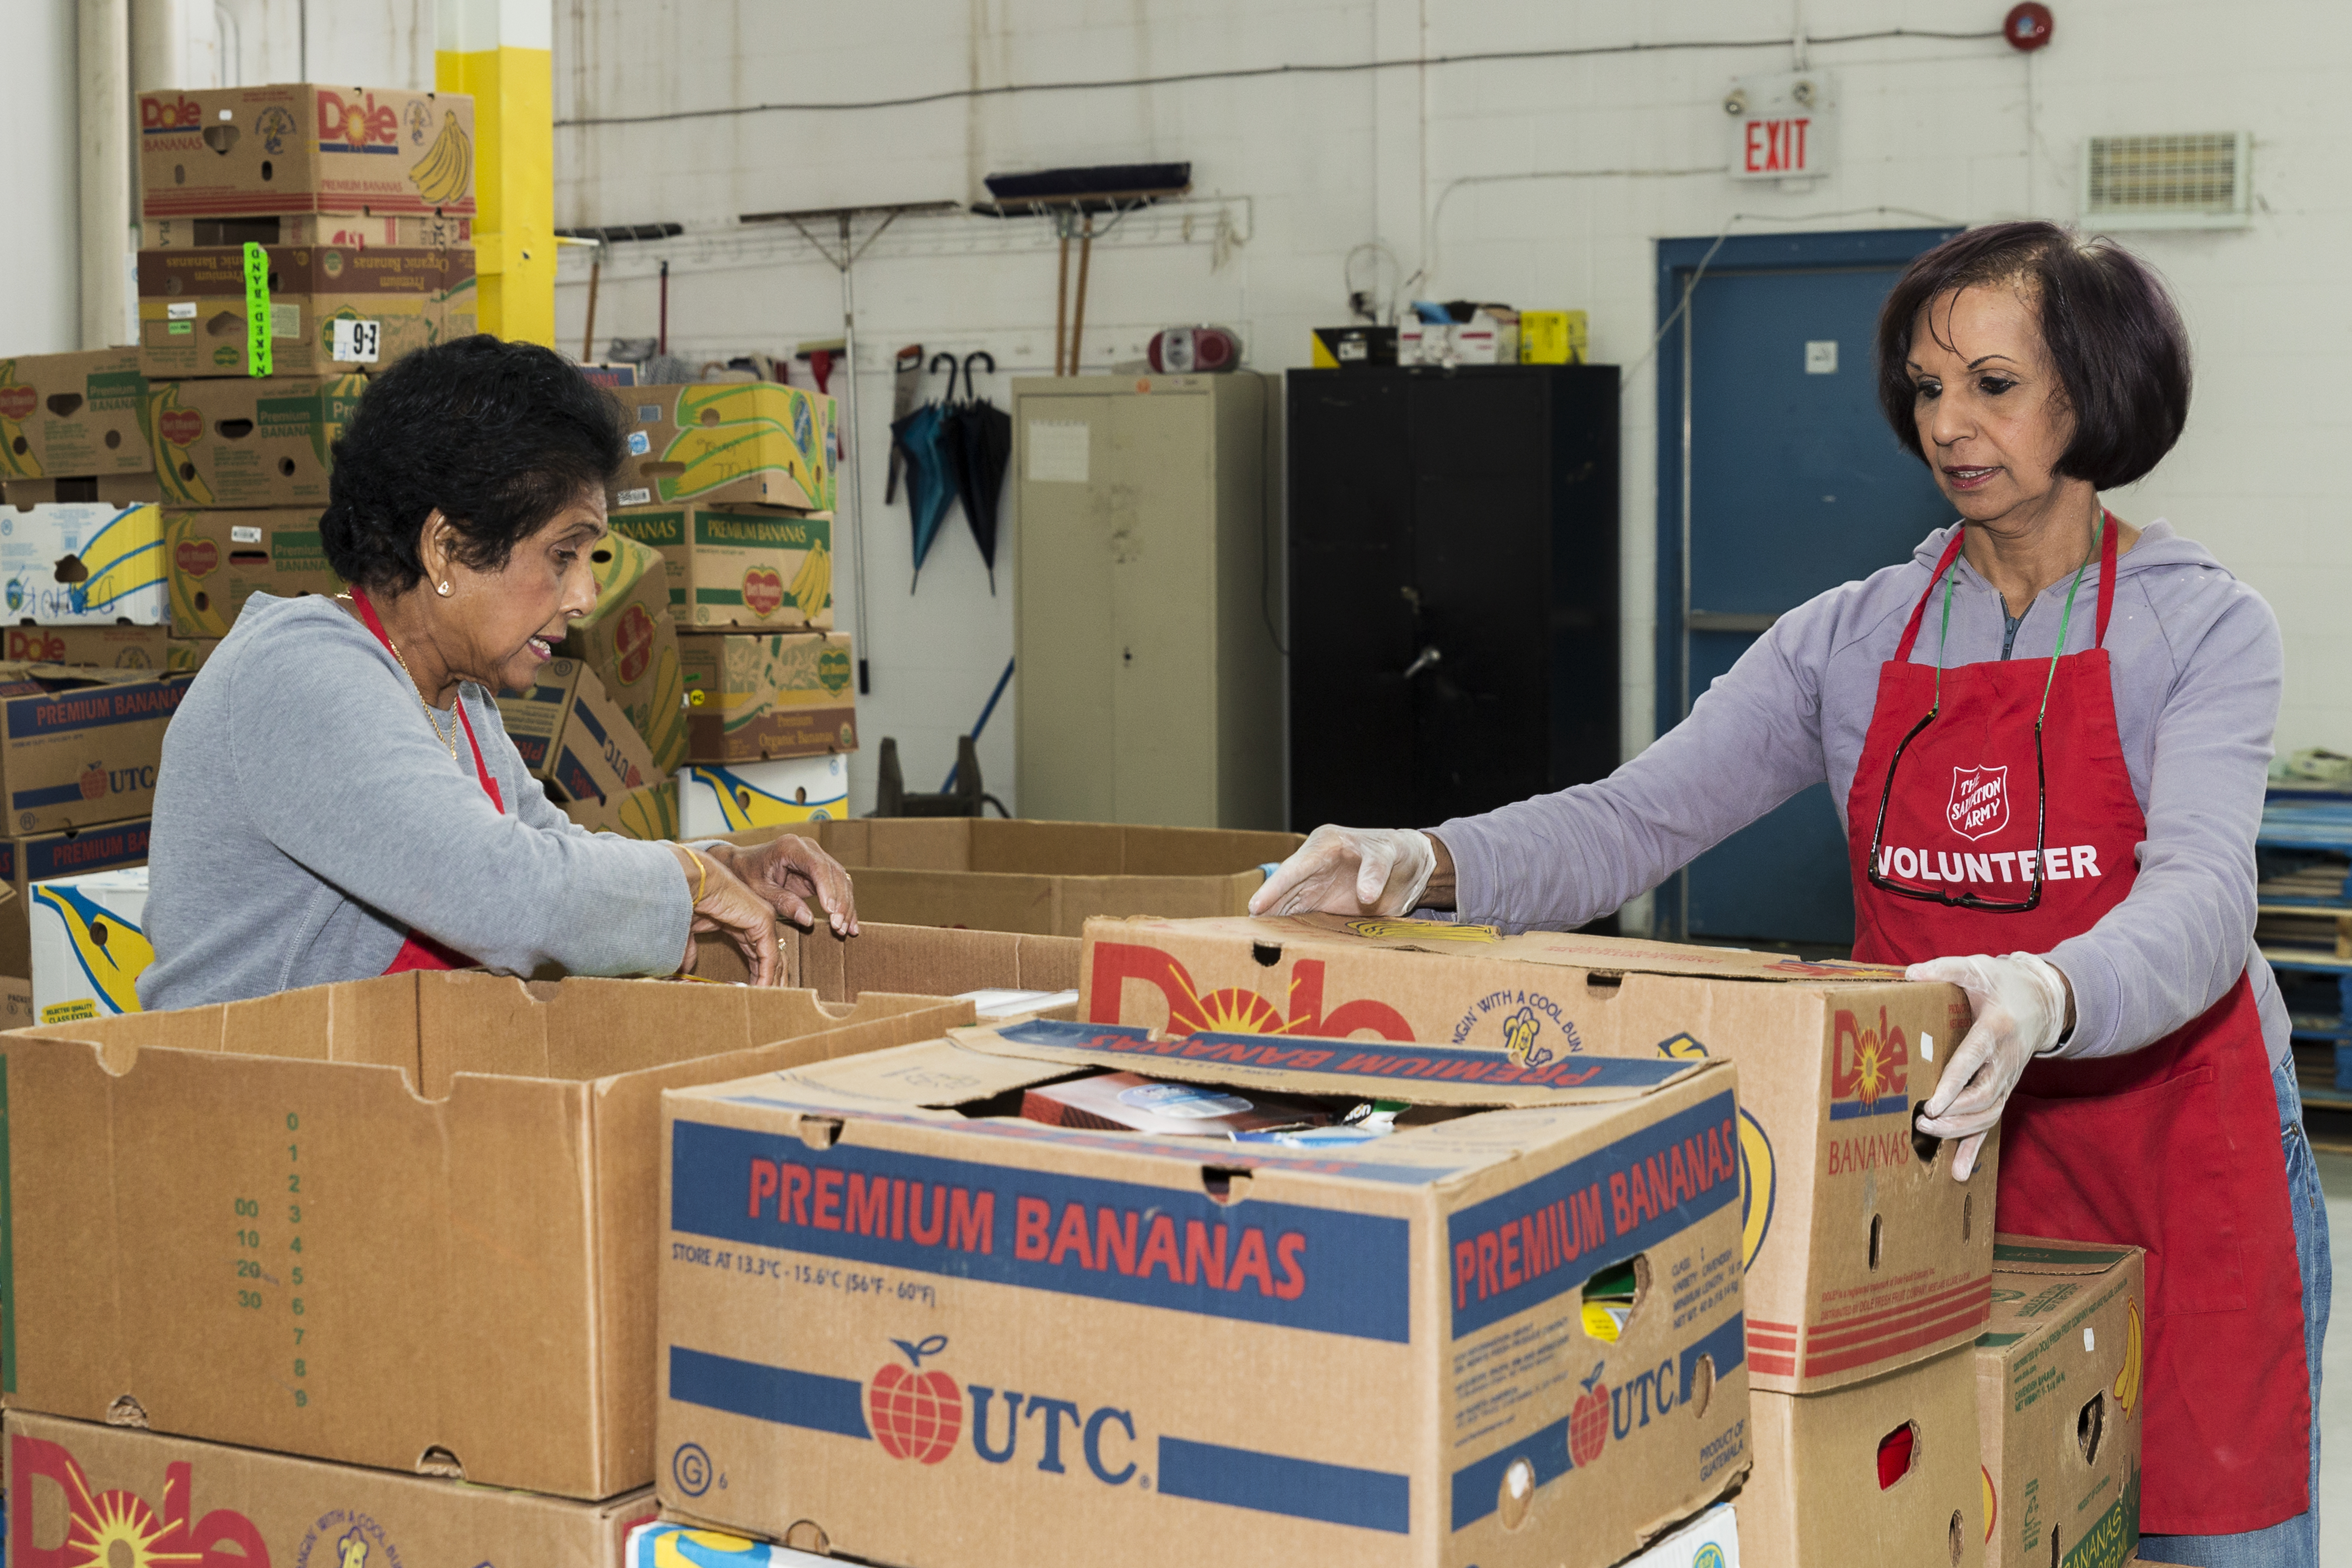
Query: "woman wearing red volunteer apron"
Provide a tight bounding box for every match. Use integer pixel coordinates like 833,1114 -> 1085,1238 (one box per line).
140,335 -> 859,1011
1255,221 -> 2326,1564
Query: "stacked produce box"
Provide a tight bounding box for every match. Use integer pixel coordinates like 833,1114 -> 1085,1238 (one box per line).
606,382 -> 856,839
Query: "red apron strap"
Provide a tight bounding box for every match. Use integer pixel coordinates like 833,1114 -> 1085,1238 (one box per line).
2093,508 -> 2119,649
1892,527 -> 1972,663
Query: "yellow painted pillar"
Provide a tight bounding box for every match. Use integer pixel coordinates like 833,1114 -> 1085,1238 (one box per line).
435,0 -> 554,345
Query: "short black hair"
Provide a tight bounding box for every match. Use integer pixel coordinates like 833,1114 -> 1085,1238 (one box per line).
321,335 -> 627,593
1875,222 -> 2191,490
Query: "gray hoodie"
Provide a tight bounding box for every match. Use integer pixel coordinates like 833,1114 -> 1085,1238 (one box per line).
139,593 -> 691,1010
1433,520 -> 2289,1066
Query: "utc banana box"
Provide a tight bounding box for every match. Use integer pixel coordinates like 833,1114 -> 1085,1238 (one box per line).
1740,1345 -> 1985,1568
1082,915 -> 1994,1395
0,816 -> 149,979
0,665 -> 184,834
136,84 -> 477,218
6,1413 -> 655,1568
148,374 -> 363,508
494,656 -> 660,807
678,632 -> 857,763
0,503 -> 168,625
615,384 -> 837,513
610,504 -> 836,630
164,507 -> 343,636
137,245 -> 476,378
1974,1237 -> 2146,1568
146,211 -> 474,247
0,348 -> 152,480
681,755 -> 849,836
563,778 -> 682,841
656,1021 -> 1752,1568
29,863 -> 149,1023
2,624 -> 170,669
562,531 -> 689,775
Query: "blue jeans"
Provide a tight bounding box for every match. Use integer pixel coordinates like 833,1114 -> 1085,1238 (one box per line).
2138,1052 -> 2331,1565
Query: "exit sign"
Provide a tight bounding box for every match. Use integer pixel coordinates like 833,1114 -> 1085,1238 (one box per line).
1726,70 -> 1835,183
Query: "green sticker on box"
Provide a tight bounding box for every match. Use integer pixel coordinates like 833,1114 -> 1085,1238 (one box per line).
242,242 -> 273,377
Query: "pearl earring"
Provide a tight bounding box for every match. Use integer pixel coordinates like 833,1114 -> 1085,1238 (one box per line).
436,581 -> 452,597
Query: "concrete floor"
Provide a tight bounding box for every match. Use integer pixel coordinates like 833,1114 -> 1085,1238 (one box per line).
2319,1151 -> 2352,1561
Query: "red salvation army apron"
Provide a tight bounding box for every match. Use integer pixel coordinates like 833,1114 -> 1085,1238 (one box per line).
348,586 -> 503,975
1843,516 -> 2309,1535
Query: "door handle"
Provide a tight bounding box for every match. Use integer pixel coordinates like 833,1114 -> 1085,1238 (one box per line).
1403,645 -> 1442,679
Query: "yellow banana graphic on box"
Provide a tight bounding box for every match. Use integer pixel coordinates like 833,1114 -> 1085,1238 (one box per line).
34,885 -> 154,1019
641,639 -> 687,774
613,783 -> 679,841
2112,1296 -> 2143,1416
789,540 -> 832,615
409,111 -> 472,206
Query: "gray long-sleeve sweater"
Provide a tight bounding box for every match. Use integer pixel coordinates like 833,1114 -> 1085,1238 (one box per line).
1431,520 -> 2289,1067
139,593 -> 691,1010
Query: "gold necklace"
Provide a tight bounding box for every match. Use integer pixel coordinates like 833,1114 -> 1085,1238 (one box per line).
388,642 -> 460,763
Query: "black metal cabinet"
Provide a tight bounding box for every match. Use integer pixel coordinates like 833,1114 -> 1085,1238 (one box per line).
1286,365 -> 1619,832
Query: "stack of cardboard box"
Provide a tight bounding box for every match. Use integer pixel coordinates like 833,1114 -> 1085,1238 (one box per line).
606,382 -> 857,834
128,84 -> 480,670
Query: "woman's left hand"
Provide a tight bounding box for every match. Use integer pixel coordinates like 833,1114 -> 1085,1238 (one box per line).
1907,951 -> 2072,1181
710,834 -> 860,937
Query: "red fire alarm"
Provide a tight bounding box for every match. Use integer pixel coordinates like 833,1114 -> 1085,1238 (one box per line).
2004,2 -> 2054,51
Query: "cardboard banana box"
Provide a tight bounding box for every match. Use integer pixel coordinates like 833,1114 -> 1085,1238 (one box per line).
138,244 -> 476,378
562,531 -> 689,774
148,374 -> 363,508
611,503 -> 835,630
615,384 -> 836,512
0,349 -> 152,480
678,631 -> 856,762
137,84 -> 476,218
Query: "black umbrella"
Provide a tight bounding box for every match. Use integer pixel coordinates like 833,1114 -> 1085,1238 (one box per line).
944,350 -> 1012,592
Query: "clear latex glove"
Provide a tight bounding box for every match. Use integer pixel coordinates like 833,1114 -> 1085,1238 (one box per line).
1907,951 -> 2070,1182
1248,825 -> 1439,919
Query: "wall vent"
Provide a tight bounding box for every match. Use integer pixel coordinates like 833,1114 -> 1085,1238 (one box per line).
2082,132 -> 2251,229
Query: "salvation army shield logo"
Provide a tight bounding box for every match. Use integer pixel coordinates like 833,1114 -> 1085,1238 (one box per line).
1946,765 -> 2009,841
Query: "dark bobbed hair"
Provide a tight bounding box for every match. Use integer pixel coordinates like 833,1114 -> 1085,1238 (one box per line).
320,335 -> 627,593
1874,222 -> 2191,490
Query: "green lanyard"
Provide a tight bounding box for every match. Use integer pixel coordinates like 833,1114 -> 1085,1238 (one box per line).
1930,508 -> 2105,727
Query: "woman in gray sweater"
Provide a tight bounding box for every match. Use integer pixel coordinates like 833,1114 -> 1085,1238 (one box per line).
139,336 -> 855,1010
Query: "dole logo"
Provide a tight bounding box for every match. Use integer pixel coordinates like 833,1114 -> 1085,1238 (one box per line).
7,629 -> 62,662
1829,1005 -> 1909,1120
1087,941 -> 1413,1041
317,90 -> 399,149
1946,764 -> 2008,841
176,538 -> 220,577
741,566 -> 784,618
0,384 -> 34,423
159,409 -> 204,447
10,1431 -> 270,1567
140,94 -> 202,131
869,1334 -> 961,1464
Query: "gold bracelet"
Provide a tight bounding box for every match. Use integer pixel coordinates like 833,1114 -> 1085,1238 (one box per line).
689,850 -> 709,903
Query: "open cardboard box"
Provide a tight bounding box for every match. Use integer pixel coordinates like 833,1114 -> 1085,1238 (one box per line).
716,818 -> 1303,937
656,1017 -> 1751,1568
1081,914 -> 1993,1394
8,1411 -> 655,1566
0,969 -> 972,1499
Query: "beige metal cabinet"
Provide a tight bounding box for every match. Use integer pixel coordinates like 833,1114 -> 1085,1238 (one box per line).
1013,374 -> 1281,829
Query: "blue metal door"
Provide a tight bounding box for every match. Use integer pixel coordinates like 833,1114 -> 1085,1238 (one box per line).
1656,230 -> 1957,946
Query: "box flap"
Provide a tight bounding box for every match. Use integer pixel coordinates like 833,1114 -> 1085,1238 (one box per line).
1987,1233 -> 2139,1278
946,1017 -> 1717,1106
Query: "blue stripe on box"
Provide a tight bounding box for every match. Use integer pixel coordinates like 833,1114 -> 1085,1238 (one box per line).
668,1346 -> 871,1440
12,781 -> 96,810
1828,1093 -> 1910,1121
1451,1414 -> 1572,1531
1682,1312 -> 1746,1398
1157,1436 -> 1409,1534
5,680 -> 183,739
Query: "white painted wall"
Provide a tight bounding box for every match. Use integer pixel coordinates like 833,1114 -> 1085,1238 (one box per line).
2,0 -> 83,355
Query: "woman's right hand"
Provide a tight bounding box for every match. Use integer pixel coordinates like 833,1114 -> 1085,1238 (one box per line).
672,845 -> 782,986
1249,825 -> 1451,917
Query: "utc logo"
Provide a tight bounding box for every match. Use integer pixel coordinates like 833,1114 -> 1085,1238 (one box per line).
868,1335 -> 961,1465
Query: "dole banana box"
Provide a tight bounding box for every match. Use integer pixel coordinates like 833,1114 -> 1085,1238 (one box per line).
7,1413 -> 654,1567
0,664 -> 183,835
678,631 -> 856,763
611,503 -> 835,630
29,863 -> 149,1023
2,474 -> 162,506
0,970 -> 974,1498
0,503 -> 168,625
1741,1345 -> 1985,1568
657,1020 -> 1752,1568
0,349 -> 152,480
616,384 -> 836,512
0,816 -> 149,979
1974,1237 -> 2146,1568
3,625 -> 169,669
164,507 -> 343,637
148,374 -> 362,508
494,655 -> 660,808
1083,915 -> 1992,1394
138,245 -> 476,378
681,754 -> 848,836
136,84 -> 477,218
563,778 -> 681,841
564,531 -> 688,774
146,211 -> 474,248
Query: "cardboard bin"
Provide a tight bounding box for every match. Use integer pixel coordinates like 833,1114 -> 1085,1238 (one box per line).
0,664 -> 183,834
563,531 -> 688,774
29,863 -> 149,1024
611,504 -> 835,629
7,1412 -> 654,1567
681,755 -> 848,836
1080,915 -> 1993,1394
0,817 -> 148,978
137,84 -> 477,219
138,245 -> 476,378
656,1019 -> 1753,1568
0,624 -> 170,669
698,920 -> 1083,1005
0,349 -> 152,480
0,970 -> 973,1499
149,374 -> 363,508
1976,1236 -> 2145,1568
493,655 -> 659,806
614,384 -> 835,512
164,507 -> 343,637
678,631 -> 855,762
146,211 -> 474,249
0,503 -> 168,626
1742,1344 -> 1986,1568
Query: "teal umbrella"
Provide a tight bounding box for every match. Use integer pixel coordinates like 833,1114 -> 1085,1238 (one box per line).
892,355 -> 960,590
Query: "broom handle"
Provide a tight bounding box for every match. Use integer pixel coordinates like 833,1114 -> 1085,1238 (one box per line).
1069,216 -> 1095,376
581,257 -> 601,362
1054,229 -> 1071,375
